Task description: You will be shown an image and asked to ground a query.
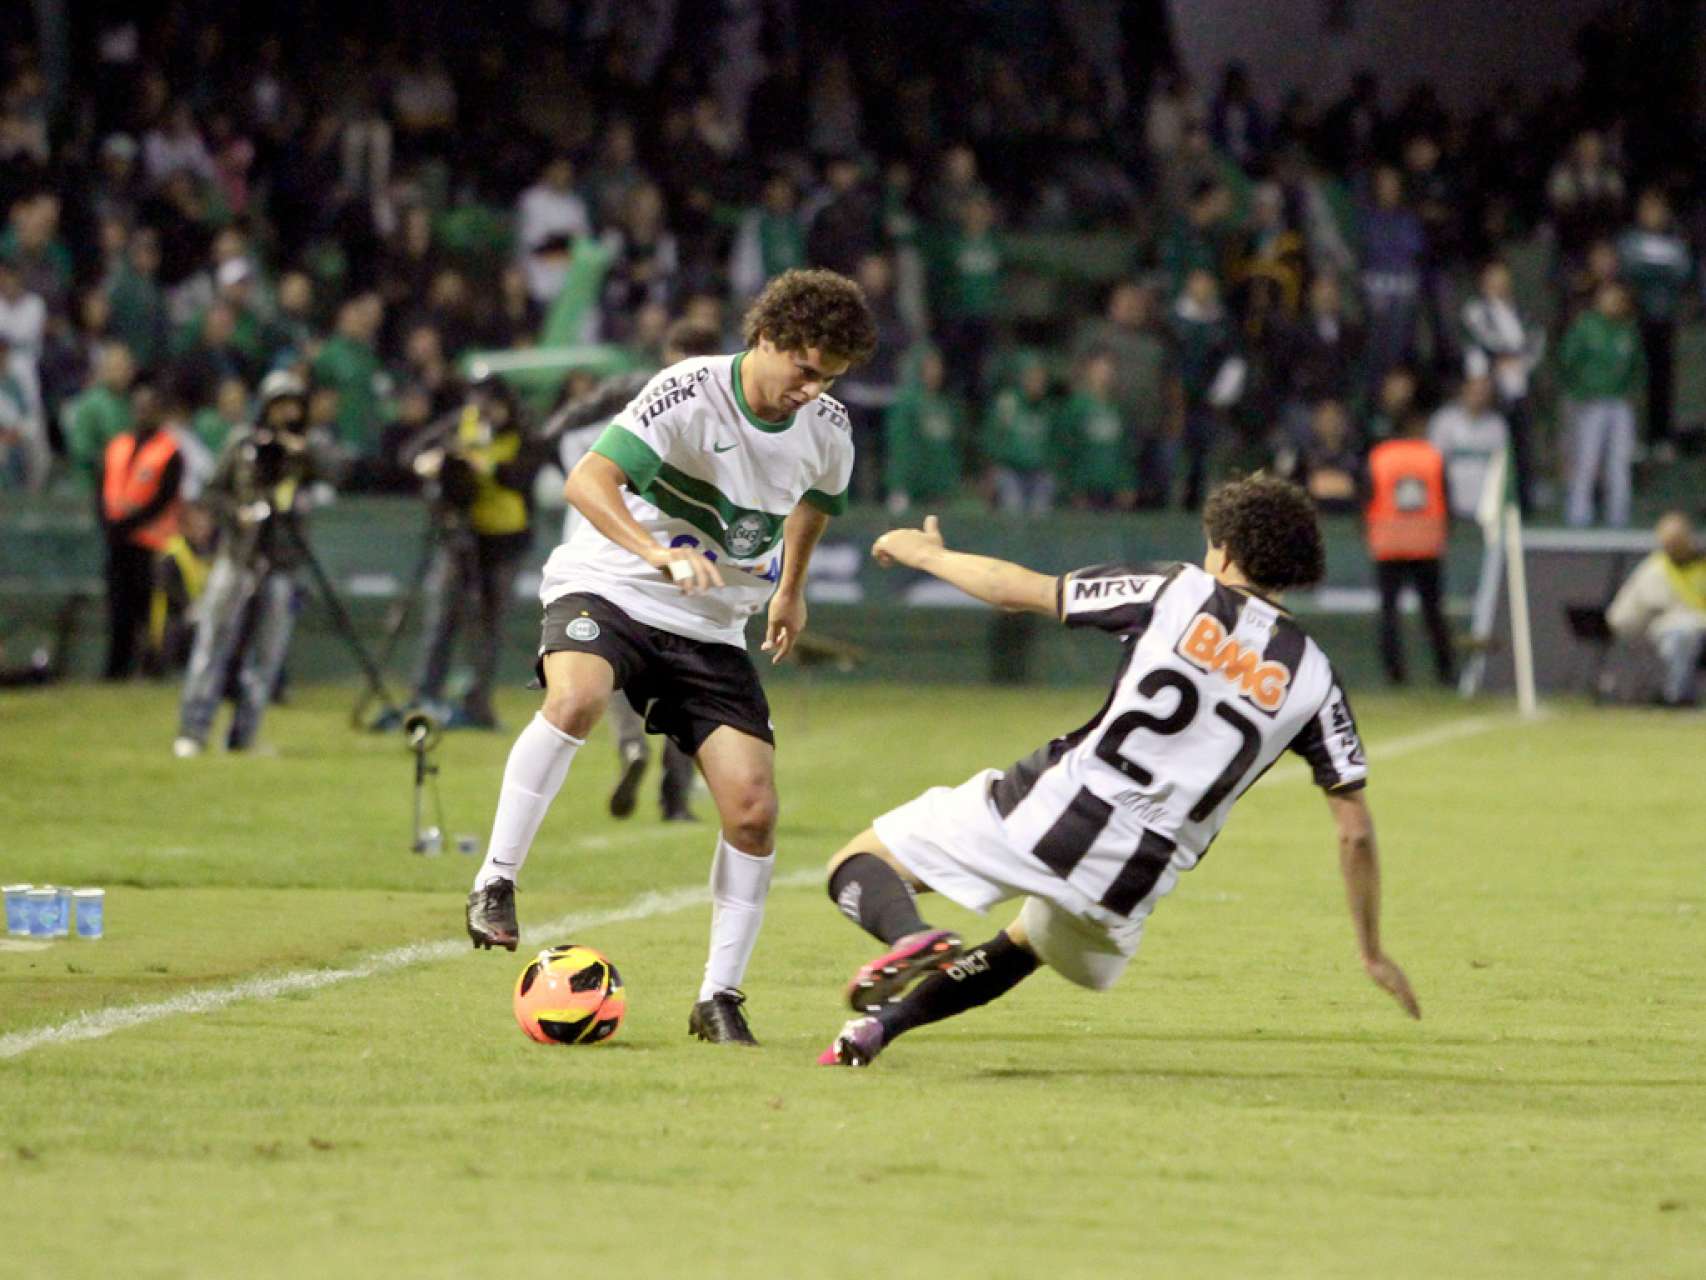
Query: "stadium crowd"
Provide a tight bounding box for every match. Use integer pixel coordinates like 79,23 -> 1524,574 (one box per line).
0,1 -> 1699,528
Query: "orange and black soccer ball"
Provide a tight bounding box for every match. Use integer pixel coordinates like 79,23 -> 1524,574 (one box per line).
513,944 -> 626,1045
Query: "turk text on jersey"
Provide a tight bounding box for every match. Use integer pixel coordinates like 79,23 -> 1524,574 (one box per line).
637,383 -> 699,428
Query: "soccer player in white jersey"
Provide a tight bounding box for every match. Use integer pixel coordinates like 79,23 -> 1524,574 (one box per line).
818,474 -> 1421,1067
466,269 -> 877,1047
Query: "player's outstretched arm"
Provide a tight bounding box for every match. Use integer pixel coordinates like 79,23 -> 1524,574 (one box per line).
1326,789 -> 1421,1019
566,453 -> 723,595
872,516 -> 1058,615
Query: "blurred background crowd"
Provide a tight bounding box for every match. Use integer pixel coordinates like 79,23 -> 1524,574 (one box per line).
1,0 -> 1702,525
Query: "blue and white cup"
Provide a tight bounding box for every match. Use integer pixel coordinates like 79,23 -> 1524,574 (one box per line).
51,886 -> 72,937
26,888 -> 55,937
74,889 -> 105,940
3,884 -> 32,935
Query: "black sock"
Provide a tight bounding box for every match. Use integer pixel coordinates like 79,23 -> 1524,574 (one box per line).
878,931 -> 1040,1040
827,852 -> 929,945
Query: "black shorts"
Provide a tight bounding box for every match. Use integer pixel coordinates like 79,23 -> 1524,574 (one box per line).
538,592 -> 773,755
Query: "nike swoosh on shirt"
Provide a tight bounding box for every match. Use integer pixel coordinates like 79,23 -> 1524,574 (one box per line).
712,442 -> 737,453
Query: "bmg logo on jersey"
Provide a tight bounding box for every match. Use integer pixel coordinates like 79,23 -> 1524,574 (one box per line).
1176,613 -> 1291,713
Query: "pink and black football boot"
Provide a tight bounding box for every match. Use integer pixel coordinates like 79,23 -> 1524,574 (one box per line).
845,928 -> 962,1012
817,1015 -> 887,1067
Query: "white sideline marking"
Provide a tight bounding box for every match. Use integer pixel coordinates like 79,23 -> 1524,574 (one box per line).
0,711 -> 1535,1061
0,870 -> 819,1062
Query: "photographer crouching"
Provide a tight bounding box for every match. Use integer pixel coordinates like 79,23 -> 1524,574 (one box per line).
172,372 -> 342,756
393,372 -> 554,730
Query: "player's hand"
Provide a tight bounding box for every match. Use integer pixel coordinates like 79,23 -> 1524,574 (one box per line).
762,590 -> 806,665
872,514 -> 946,569
651,545 -> 724,596
1364,951 -> 1422,1019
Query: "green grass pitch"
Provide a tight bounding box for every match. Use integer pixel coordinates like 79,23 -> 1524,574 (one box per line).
1,680 -> 1702,1278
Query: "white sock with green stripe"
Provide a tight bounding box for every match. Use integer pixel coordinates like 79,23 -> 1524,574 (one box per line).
699,836 -> 775,1001
474,714 -> 583,890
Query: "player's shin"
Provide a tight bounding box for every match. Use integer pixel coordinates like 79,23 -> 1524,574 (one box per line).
828,851 -> 929,944
877,930 -> 1040,1040
700,835 -> 775,1000
473,713 -> 583,888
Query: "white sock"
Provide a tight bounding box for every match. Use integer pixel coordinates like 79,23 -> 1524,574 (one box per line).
474,714 -> 583,889
699,835 -> 775,1001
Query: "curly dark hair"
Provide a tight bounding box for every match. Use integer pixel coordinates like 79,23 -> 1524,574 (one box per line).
741,268 -> 878,366
1201,474 -> 1326,593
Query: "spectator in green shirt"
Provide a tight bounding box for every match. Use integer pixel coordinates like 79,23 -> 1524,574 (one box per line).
261,271 -> 321,369
172,260 -> 266,372
1169,268 -> 1246,510
105,228 -> 168,369
880,160 -> 930,334
1616,189 -> 1694,455
191,376 -> 249,454
0,193 -> 74,319
729,172 -> 806,303
936,193 -> 1002,413
1560,282 -> 1645,528
1071,281 -> 1176,508
62,341 -> 136,484
171,301 -> 255,408
982,353 -> 1056,515
1159,179 -> 1233,298
584,119 -> 649,227
1056,351 -> 1135,510
312,293 -> 389,454
884,346 -> 963,512
1364,363 -> 1421,447
928,144 -> 988,226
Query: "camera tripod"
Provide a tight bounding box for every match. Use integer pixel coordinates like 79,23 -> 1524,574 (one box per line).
346,510 -> 460,728
405,709 -> 447,853
270,517 -> 406,727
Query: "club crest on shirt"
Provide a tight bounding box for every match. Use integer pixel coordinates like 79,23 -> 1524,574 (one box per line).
724,511 -> 769,558
1176,612 -> 1291,713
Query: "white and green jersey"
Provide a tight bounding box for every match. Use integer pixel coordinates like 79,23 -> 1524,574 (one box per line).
541,352 -> 853,647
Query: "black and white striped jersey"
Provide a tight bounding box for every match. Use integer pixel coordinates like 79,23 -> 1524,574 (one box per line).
989,562 -> 1366,919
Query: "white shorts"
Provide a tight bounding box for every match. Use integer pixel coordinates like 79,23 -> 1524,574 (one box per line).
872,769 -> 1152,991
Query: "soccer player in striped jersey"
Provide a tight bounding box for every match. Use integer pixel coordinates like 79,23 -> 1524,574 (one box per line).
466,270 -> 876,1047
820,474 -> 1420,1067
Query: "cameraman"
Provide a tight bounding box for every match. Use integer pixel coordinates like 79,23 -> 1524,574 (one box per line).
399,373 -> 554,730
172,371 -> 341,756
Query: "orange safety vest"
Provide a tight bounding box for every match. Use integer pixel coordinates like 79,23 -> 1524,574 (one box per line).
102,430 -> 182,550
1365,438 -> 1447,561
